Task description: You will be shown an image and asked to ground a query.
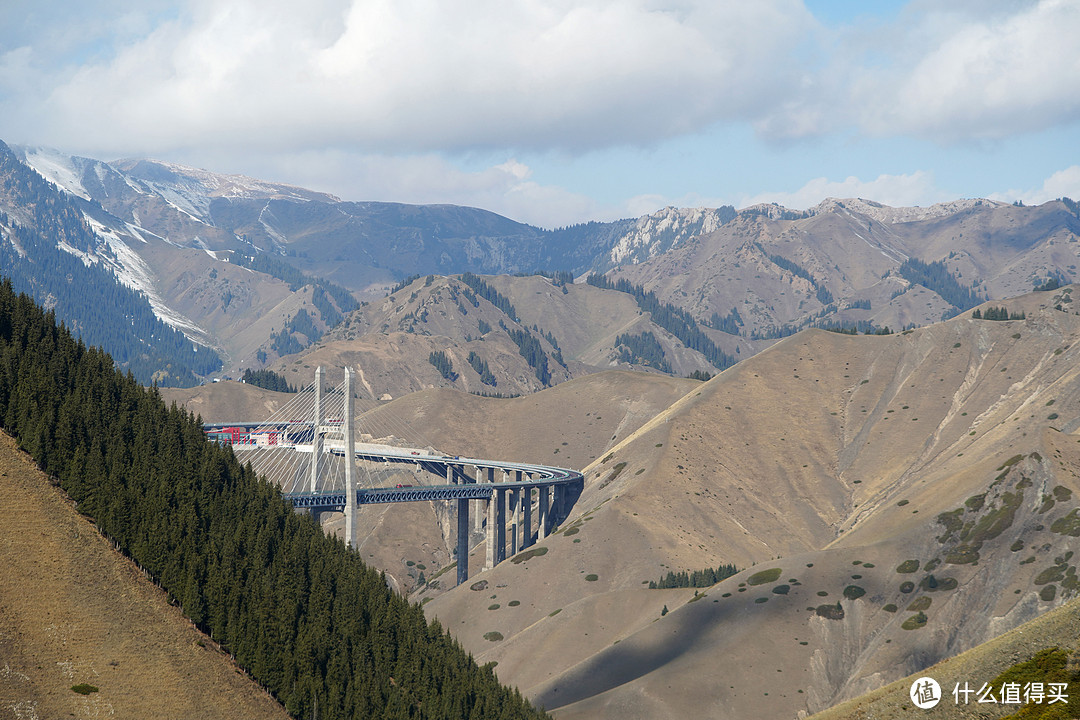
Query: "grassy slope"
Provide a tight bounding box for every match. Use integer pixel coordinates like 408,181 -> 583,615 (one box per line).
0,431 -> 290,720
160,379 -> 295,423
807,596 -> 1080,720
273,274 -> 729,401
426,287 -> 1080,719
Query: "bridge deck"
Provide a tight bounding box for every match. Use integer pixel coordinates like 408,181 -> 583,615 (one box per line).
285,474 -> 580,507
220,437 -> 584,509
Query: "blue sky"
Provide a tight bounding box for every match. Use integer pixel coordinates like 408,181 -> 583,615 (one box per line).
1,0 -> 1078,227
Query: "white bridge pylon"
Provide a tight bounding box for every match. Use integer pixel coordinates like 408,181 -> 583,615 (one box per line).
221,366 -> 584,586
311,366 -> 357,547
233,366 -> 368,547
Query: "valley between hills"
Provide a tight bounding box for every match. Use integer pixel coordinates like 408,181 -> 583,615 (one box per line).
155,283 -> 1080,719
7,144 -> 1080,718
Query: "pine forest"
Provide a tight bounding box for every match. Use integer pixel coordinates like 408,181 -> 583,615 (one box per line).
0,279 -> 548,720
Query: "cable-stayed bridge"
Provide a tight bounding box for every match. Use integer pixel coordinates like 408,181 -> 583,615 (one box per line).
204,367 -> 583,587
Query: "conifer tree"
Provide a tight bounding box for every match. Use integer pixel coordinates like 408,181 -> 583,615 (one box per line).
0,278 -> 549,720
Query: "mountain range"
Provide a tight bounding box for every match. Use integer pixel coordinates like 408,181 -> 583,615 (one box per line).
5,138 -> 1080,718
3,141 -> 1080,393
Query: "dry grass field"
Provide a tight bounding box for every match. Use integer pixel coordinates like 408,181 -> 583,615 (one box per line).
0,431 -> 290,720
424,287 -> 1080,719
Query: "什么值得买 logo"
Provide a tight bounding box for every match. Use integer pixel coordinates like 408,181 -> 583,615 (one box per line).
910,677 -> 941,709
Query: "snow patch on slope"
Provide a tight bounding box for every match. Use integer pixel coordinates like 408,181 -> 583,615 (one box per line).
160,187 -> 210,222
111,158 -> 340,227
122,220 -> 156,244
56,240 -> 94,267
13,147 -> 213,343
147,160 -> 340,203
257,202 -> 289,246
18,146 -> 91,200
83,216 -> 210,342
194,236 -> 219,259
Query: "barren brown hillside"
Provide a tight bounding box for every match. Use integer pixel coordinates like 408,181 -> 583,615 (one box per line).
483,274 -> 755,370
423,285 -> 1080,720
274,275 -> 576,398
137,240 -> 306,370
613,199 -> 1080,338
359,369 -> 699,470
0,431 -> 289,720
160,379 -> 295,422
267,274 -> 736,401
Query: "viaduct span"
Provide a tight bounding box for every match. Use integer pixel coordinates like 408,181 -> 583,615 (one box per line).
205,367 -> 584,587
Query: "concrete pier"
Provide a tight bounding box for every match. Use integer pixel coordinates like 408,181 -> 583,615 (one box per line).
513,470 -> 526,551
490,487 -> 501,569
456,497 -> 469,585
495,489 -> 506,564
509,488 -> 519,557
472,466 -> 484,533
486,487 -> 507,569
522,487 -> 533,549
553,484 -> 564,528
538,485 -> 550,539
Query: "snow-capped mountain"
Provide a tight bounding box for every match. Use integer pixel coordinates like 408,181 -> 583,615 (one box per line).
4,140 -> 1080,388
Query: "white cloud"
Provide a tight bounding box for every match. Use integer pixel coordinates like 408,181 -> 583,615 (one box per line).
5,1 -> 1078,156
864,0 -> 1080,141
758,0 -> 1080,144
738,171 -> 946,211
0,46 -> 35,97
990,166 -> 1080,205
13,0 -> 814,159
